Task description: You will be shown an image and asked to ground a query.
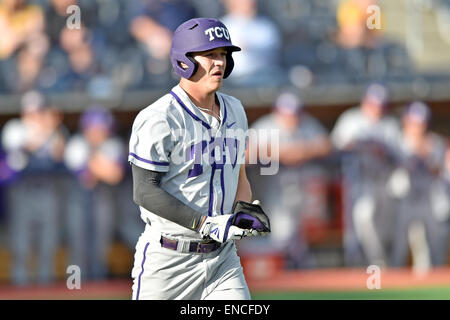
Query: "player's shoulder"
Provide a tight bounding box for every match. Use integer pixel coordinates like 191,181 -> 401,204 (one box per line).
218,91 -> 246,116
338,106 -> 362,120
1,118 -> 26,150
136,93 -> 176,117
381,114 -> 401,129
133,92 -> 182,126
428,131 -> 447,148
66,133 -> 88,151
300,112 -> 320,124
218,91 -> 243,107
300,112 -> 327,131
250,113 -> 275,129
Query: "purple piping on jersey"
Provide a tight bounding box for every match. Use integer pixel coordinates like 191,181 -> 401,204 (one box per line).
233,139 -> 238,169
208,163 -> 215,217
221,97 -> 227,124
135,241 -> 150,300
220,166 -> 225,215
170,91 -> 211,130
129,153 -> 169,166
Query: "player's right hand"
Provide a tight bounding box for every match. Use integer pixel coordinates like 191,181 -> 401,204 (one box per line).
198,214 -> 248,243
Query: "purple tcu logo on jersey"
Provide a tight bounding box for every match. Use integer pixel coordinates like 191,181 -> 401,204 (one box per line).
204,27 -> 230,41
186,136 -> 240,178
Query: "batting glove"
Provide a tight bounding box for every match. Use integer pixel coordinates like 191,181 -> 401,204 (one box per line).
198,214 -> 248,243
235,200 -> 270,236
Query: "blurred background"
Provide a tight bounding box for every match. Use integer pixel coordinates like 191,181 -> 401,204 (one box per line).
0,0 -> 450,299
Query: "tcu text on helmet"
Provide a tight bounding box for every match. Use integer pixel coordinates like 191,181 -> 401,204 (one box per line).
204,27 -> 230,41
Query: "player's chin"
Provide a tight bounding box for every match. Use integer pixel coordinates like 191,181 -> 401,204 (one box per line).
209,78 -> 223,90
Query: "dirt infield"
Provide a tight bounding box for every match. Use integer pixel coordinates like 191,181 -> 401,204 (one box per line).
0,279 -> 133,300
2,267 -> 450,299
246,267 -> 450,292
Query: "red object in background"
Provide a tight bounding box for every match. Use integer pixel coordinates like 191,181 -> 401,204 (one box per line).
301,179 -> 344,245
240,253 -> 285,281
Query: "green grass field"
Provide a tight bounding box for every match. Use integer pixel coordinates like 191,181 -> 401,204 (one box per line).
251,286 -> 450,300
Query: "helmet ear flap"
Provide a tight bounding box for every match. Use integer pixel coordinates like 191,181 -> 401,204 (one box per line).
174,54 -> 197,79
186,55 -> 198,78
223,52 -> 234,79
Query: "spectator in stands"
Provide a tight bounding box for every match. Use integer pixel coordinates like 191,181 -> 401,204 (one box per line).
45,0 -> 76,47
335,0 -> 376,49
45,0 -> 97,47
221,0 -> 283,86
64,106 -> 126,280
330,0 -> 413,81
1,91 -> 67,286
331,83 -> 401,267
244,91 -> 332,269
389,102 -> 448,272
5,31 -> 50,93
128,0 -> 198,85
0,0 -> 46,60
56,24 -> 101,92
0,0 -> 50,93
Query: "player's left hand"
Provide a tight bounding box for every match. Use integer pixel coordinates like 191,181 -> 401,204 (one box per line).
198,214 -> 248,243
231,200 -> 271,237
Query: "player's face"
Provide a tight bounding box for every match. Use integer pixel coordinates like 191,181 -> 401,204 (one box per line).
84,125 -> 110,145
362,98 -> 384,122
403,115 -> 427,137
191,47 -> 227,92
275,111 -> 300,132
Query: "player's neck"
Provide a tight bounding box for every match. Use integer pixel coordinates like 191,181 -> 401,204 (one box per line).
179,81 -> 217,112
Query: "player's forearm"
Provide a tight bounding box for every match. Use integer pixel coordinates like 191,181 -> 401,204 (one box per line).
89,154 -> 124,185
278,138 -> 331,165
302,138 -> 332,159
234,164 -> 252,203
131,163 -> 205,231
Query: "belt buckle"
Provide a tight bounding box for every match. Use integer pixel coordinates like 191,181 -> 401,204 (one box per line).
196,242 -> 203,253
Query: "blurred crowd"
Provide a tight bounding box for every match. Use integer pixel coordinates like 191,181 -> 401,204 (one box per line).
0,0 -> 449,286
0,0 -> 421,97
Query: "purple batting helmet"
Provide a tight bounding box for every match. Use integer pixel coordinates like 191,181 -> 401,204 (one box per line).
170,18 -> 241,79
364,83 -> 389,107
80,105 -> 114,132
403,101 -> 431,124
274,91 -> 304,115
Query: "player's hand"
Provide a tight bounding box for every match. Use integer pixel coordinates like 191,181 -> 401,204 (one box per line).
198,214 -> 248,243
242,200 -> 269,237
231,200 -> 270,237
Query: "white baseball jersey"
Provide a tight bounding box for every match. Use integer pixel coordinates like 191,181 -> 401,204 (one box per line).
331,106 -> 401,150
128,84 -> 248,240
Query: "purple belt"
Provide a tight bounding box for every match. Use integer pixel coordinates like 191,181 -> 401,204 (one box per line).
160,236 -> 222,254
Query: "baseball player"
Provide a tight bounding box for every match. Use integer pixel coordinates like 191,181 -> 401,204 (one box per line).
389,102 -> 448,270
331,83 -> 401,267
128,18 -> 269,300
1,91 -> 67,285
245,91 -> 332,269
64,106 -> 126,280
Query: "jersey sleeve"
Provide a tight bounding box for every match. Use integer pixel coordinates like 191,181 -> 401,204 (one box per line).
238,101 -> 249,162
331,112 -> 356,149
303,115 -> 328,139
128,110 -> 174,172
64,135 -> 90,172
99,137 -> 126,165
